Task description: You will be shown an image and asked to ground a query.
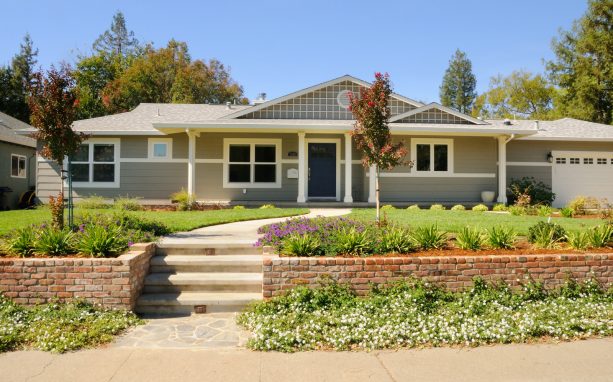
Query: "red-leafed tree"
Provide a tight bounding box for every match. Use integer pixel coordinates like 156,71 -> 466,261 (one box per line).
28,65 -> 86,228
349,72 -> 409,224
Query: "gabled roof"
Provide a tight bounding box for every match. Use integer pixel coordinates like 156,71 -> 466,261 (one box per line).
0,111 -> 36,147
222,74 -> 424,120
389,103 -> 487,125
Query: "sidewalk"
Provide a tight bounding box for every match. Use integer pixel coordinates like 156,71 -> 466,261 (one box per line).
2,338 -> 612,382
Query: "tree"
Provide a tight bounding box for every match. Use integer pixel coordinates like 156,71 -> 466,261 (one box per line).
439,49 -> 477,113
546,0 -> 613,124
0,34 -> 38,122
349,73 -> 409,224
93,11 -> 140,56
472,70 -> 559,120
101,40 -> 246,113
28,65 -> 86,229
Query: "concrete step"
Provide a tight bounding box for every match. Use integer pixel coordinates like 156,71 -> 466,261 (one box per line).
143,272 -> 262,293
135,291 -> 262,314
149,255 -> 262,273
156,242 -> 261,256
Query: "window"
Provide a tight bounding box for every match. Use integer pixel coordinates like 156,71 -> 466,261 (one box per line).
10,154 -> 26,178
411,139 -> 453,174
570,158 -> 580,164
70,139 -> 120,187
583,158 -> 594,165
148,138 -> 172,160
555,157 -> 566,164
597,158 -> 607,165
223,139 -> 281,188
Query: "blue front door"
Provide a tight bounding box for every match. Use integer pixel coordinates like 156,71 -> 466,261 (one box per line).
308,143 -> 336,198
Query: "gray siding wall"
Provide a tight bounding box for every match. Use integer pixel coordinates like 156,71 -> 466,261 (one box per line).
1,141 -> 36,209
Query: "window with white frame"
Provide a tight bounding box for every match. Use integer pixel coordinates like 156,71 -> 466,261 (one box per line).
71,139 -> 119,187
411,138 -> 453,174
555,157 -> 566,164
223,139 -> 281,188
10,154 -> 26,178
148,138 -> 172,159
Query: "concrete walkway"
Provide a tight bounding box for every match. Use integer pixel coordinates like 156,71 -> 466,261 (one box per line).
159,208 -> 351,245
3,338 -> 612,382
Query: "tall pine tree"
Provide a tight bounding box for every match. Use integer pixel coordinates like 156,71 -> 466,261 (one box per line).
546,0 -> 612,125
93,11 -> 140,56
439,49 -> 477,114
0,34 -> 38,122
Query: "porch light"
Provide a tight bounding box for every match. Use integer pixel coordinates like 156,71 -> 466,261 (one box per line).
547,152 -> 553,163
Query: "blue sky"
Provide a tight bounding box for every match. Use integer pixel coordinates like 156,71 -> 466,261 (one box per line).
1,0 -> 586,103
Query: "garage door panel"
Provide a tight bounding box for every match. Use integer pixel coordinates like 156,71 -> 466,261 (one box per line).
552,152 -> 613,208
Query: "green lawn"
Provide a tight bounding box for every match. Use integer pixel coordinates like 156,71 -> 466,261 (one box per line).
350,208 -> 605,235
0,207 -> 309,236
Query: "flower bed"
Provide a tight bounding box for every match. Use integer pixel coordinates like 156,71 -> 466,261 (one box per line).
239,278 -> 613,352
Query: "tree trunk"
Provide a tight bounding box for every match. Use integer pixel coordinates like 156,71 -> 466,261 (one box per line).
375,166 -> 380,226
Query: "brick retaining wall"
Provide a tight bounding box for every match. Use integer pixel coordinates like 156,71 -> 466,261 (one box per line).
263,253 -> 613,298
0,243 -> 155,310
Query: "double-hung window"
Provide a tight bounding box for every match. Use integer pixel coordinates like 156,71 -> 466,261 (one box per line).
71,139 -> 120,187
10,154 -> 26,178
223,139 -> 281,188
411,138 -> 453,174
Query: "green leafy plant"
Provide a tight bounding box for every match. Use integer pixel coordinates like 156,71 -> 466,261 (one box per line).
233,205 -> 246,210
567,196 -> 600,215
487,226 -> 516,249
2,226 -> 37,257
560,207 -> 575,218
492,204 -> 508,212
77,195 -> 112,209
508,177 -> 556,206
114,196 -> 143,211
566,231 -> 590,250
34,227 -> 75,256
170,188 -> 197,211
455,227 -> 485,250
406,204 -> 420,210
381,204 -> 396,211
378,227 -> 416,254
410,225 -> 447,250
472,204 -> 488,212
430,204 -> 445,211
586,224 -> 613,248
508,205 -> 527,216
332,228 -> 372,256
260,204 -> 276,209
537,205 -> 553,217
76,225 -> 127,257
281,234 -> 322,257
451,205 -> 465,211
528,222 -> 565,249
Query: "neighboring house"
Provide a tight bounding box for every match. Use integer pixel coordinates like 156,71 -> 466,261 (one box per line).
0,111 -> 36,209
34,75 -> 613,208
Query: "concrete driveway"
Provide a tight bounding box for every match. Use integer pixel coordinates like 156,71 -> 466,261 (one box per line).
2,338 -> 612,382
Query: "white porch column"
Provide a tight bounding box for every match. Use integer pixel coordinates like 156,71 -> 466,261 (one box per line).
497,136 -> 507,203
368,165 -> 376,203
187,130 -> 196,198
297,132 -> 306,203
343,132 -> 353,203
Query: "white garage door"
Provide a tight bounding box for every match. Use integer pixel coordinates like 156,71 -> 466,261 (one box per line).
552,151 -> 613,208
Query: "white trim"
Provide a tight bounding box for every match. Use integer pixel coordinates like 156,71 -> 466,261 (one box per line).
365,172 -> 495,178
148,138 -> 172,160
10,154 -> 27,179
552,150 -> 613,158
506,161 -> 552,167
297,132 -> 306,202
187,131 -> 196,197
305,137 -> 341,201
411,138 -> 454,175
390,102 -> 487,125
222,138 -> 282,189
343,132 -> 353,203
368,165 -> 376,203
71,138 -> 120,188
497,136 -> 507,203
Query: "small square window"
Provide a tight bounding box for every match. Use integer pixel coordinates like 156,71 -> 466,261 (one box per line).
73,145 -> 89,162
152,143 -> 167,158
94,144 -> 114,162
583,158 -> 593,165
229,145 -> 250,162
148,138 -> 172,159
555,158 -> 566,164
570,158 -> 580,164
597,158 -> 607,165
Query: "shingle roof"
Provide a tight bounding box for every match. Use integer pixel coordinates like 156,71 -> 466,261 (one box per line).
0,111 -> 36,147
485,118 -> 613,141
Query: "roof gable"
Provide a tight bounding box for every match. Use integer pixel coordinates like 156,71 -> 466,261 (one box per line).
390,103 -> 486,125
224,75 -> 423,120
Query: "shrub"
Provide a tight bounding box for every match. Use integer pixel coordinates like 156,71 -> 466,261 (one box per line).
487,226 -> 516,249
75,212 -> 169,237
455,227 -> 485,250
508,177 -> 556,206
170,188 -> 197,211
76,225 -> 127,257
537,205 -> 553,217
566,231 -> 590,250
381,204 -> 396,211
560,207 -> 575,218
472,204 -> 488,212
260,204 -> 276,209
332,228 -> 372,256
528,222 -> 565,249
450,205 -> 465,211
77,195 -> 112,210
378,227 -> 416,254
492,204 -> 508,212
233,205 -> 246,210
568,196 -> 600,215
430,204 -> 445,211
34,228 -> 75,256
587,225 -> 613,248
48,194 -> 64,229
2,226 -> 37,257
508,205 -> 527,216
281,234 -> 322,257
406,204 -> 420,210
114,196 -> 143,211
411,225 -> 447,250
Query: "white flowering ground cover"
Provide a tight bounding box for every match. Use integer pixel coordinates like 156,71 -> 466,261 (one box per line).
237,278 -> 613,352
0,295 -> 142,353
